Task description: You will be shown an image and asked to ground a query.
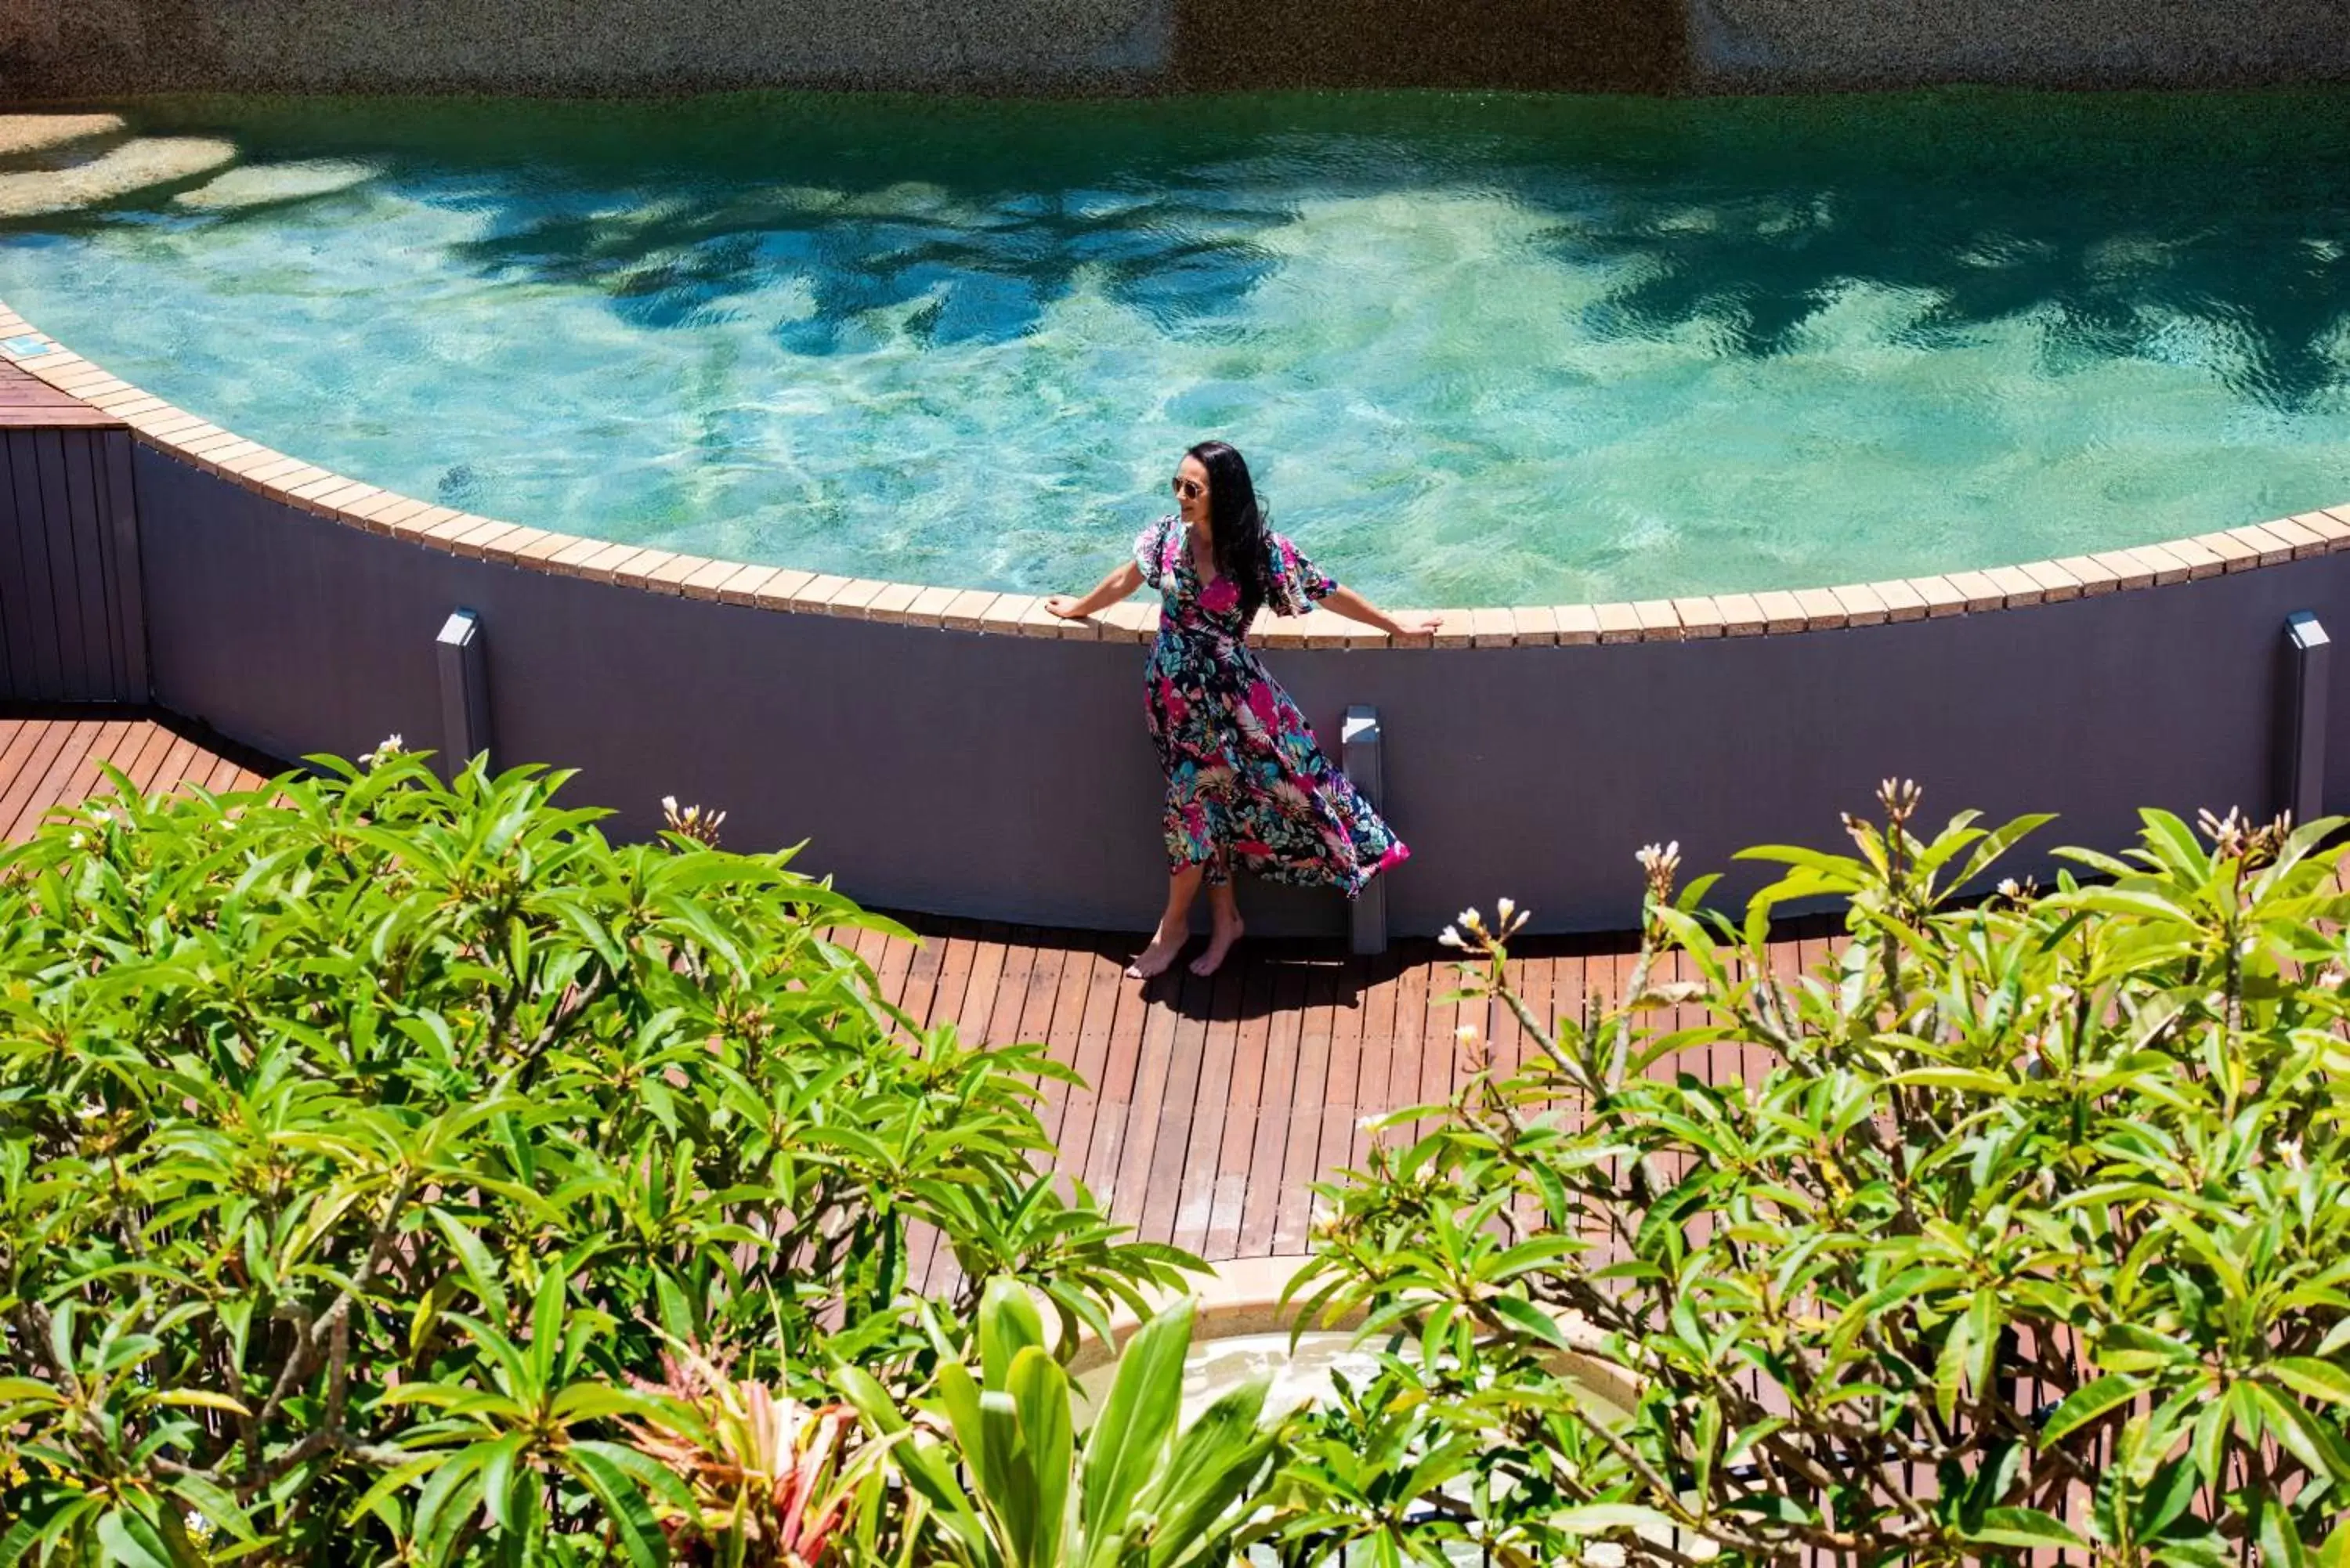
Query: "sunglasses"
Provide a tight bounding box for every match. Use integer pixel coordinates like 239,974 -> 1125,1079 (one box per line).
1172,476 -> 1206,500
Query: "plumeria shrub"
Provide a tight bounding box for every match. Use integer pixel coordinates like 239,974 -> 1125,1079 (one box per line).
1289,789 -> 2350,1568
0,748 -> 1190,1564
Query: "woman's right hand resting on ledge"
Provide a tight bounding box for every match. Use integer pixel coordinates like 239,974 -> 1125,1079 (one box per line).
1047,562 -> 1144,622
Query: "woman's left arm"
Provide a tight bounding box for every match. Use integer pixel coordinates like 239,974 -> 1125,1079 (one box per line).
1318,584 -> 1444,638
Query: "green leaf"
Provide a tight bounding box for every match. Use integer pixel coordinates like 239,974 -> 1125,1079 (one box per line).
2041,1373 -> 2146,1445
2260,1497 -> 2310,1568
2272,1358 -> 2350,1411
95,1508 -> 177,1568
562,1441 -> 672,1568
1485,1293 -> 1573,1351
1146,1386 -> 1276,1568
1967,1508 -> 2088,1550
980,1275 -> 1047,1390
2247,1385 -> 2348,1484
428,1207 -> 512,1321
1009,1346 -> 1072,1568
2097,1324 -> 2200,1373
163,1476 -> 257,1545
1547,1505 -> 1677,1535
2316,1516 -> 2350,1568
479,1433 -> 530,1532
1080,1299 -> 1194,1549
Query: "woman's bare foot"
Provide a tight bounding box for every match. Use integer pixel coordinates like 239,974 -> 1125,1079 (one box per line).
1126,931 -> 1188,980
1188,918 -> 1244,977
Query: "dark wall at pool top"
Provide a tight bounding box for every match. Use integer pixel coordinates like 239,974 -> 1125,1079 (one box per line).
131,444 -> 2350,940
8,0 -> 2350,96
1170,0 -> 1683,92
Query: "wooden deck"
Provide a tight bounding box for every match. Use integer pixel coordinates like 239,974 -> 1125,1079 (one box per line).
0,703 -> 1833,1274
0,353 -> 119,428
835,912 -> 1838,1277
0,703 -> 277,836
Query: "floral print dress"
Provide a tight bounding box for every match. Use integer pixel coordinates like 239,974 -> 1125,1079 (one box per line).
1132,513 -> 1409,895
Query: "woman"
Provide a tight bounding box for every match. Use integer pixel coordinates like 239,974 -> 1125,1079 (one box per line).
1047,442 -> 1440,980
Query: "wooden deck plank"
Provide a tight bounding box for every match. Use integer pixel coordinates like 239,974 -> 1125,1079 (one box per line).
1138,963 -> 1216,1245
1170,957 -> 1244,1256
837,919 -> 884,974
895,916 -> 946,1024
1083,955 -> 1155,1209
35,717 -> 129,833
1237,956 -> 1309,1257
1318,953 -> 1366,1194
1204,951 -> 1275,1258
147,728 -> 204,797
114,718 -> 179,795
49,717 -> 131,817
1349,946 -> 1399,1169
0,717 -> 83,836
1418,938 -> 1461,1140
1109,966 -> 1189,1234
198,747 -> 245,794
1451,942 -> 1488,1107
1388,936 -> 1430,1140
0,721 -> 32,798
905,921 -> 982,1292
872,920 -> 916,1017
1050,938 -> 1119,1202
955,922 -> 1008,1048
982,924 -> 1037,1048
930,920 -> 979,1040
0,361 -> 119,428
1020,936 -> 1078,1148
1272,956 -> 1340,1253
7,716 -> 96,830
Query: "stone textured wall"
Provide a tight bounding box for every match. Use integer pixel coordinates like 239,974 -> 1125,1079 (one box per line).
0,0 -> 1173,96
8,0 -> 2350,96
1687,0 -> 2350,89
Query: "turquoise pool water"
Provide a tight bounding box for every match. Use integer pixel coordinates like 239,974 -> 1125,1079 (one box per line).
5,91 -> 2350,605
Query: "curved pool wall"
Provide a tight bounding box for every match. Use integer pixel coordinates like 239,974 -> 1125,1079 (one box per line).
11,300 -> 2350,939
7,0 -> 2350,96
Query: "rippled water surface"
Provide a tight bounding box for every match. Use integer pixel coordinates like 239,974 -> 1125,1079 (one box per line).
6,91 -> 2350,603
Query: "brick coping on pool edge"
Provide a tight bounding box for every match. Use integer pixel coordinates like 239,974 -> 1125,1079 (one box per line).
8,293 -> 2346,649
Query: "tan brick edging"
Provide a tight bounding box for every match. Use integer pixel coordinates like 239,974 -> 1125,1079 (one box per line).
6,295 -> 2346,649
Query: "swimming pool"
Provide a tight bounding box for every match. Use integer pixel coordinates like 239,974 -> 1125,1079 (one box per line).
6,89 -> 2350,606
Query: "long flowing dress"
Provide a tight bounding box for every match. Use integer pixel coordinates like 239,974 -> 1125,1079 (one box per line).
1133,512 -> 1409,895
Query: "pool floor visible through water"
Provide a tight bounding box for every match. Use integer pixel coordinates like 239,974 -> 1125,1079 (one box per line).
6,89 -> 2350,605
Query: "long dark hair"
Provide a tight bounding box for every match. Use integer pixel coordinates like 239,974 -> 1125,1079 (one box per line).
1188,439 -> 1273,623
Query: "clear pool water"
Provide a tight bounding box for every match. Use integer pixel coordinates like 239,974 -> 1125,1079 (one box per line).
7,91 -> 2350,605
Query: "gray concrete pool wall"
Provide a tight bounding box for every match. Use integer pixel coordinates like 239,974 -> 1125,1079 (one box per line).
130,441 -> 2350,939
8,0 -> 2350,96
